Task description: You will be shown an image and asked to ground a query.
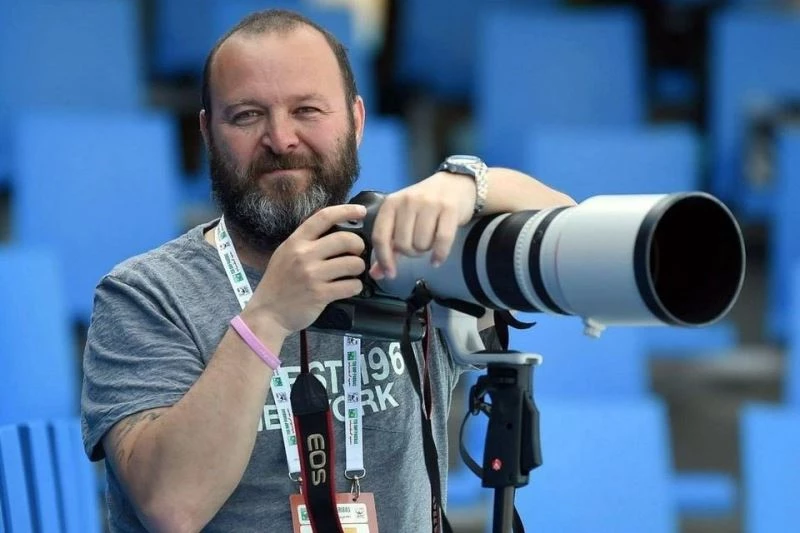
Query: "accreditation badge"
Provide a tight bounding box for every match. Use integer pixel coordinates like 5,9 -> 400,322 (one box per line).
290,492 -> 379,532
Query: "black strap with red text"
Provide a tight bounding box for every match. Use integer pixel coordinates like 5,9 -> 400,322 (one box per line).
291,330 -> 344,533
399,282 -> 455,533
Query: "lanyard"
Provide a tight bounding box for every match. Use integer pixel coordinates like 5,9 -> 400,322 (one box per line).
215,216 -> 364,483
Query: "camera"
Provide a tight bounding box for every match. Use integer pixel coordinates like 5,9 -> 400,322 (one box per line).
310,189 -> 746,341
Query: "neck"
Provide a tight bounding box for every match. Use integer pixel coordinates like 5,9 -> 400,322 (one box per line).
205,218 -> 272,273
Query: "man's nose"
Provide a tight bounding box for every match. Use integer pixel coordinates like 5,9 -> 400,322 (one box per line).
261,113 -> 300,154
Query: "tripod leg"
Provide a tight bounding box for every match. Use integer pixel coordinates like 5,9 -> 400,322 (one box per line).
493,486 -> 517,533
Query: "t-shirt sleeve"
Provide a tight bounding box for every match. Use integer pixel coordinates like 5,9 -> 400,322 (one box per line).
81,273 -> 205,461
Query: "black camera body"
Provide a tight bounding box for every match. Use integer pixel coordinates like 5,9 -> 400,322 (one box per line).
310,190 -> 427,341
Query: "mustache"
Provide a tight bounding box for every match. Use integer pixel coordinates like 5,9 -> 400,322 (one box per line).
248,152 -> 321,176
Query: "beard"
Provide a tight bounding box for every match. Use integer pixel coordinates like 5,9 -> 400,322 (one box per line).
208,124 -> 360,252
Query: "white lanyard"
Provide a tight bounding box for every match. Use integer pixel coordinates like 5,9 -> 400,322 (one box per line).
343,336 -> 364,479
215,216 -> 364,482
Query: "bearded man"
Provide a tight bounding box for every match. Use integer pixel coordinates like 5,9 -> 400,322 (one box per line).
80,8 -> 575,533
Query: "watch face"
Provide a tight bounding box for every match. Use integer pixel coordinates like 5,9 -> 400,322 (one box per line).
448,155 -> 481,166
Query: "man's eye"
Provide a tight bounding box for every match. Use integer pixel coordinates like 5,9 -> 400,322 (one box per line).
232,111 -> 260,124
295,106 -> 321,115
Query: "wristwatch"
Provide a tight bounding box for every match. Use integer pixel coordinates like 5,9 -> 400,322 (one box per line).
437,155 -> 489,216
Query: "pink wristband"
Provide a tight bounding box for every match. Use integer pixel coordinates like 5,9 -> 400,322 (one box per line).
230,315 -> 282,370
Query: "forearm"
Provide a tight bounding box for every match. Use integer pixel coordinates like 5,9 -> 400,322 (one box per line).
112,312 -> 287,532
483,167 -> 577,214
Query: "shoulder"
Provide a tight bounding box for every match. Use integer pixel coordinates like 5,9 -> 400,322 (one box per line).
102,221 -> 218,292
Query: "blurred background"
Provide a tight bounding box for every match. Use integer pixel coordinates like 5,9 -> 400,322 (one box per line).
1,0 -> 800,532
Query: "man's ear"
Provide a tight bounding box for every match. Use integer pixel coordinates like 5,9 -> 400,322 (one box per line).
199,109 -> 210,151
353,96 -> 366,147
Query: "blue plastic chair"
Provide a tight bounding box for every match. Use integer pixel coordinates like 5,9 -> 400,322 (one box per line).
18,422 -> 62,532
0,0 -> 144,184
0,419 -> 101,533
783,262 -> 800,406
395,0 -> 517,102
767,129 -> 800,342
741,403 -> 800,533
476,7 -> 644,169
50,419 -> 102,533
10,111 -> 182,324
495,398 -> 678,533
514,315 -> 735,517
0,424 -> 34,532
708,9 -> 800,218
523,125 -> 740,355
354,117 -> 410,195
525,125 -> 700,200
510,314 -> 649,399
0,247 -> 78,426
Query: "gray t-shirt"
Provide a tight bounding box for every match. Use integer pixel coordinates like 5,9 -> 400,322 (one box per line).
81,220 -> 464,532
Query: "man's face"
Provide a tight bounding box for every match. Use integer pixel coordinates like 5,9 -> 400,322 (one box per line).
203,26 -> 363,251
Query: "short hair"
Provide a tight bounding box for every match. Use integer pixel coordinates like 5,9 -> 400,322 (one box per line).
201,9 -> 358,118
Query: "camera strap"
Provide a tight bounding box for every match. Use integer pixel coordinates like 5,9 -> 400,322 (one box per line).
291,330 -> 345,533
401,282 -> 453,533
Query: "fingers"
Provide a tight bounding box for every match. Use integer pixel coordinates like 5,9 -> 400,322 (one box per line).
411,208 -> 439,254
295,204 -> 367,240
430,209 -> 459,267
326,278 -> 364,301
371,195 -> 462,279
370,200 -> 398,279
319,255 -> 367,281
314,231 -> 366,260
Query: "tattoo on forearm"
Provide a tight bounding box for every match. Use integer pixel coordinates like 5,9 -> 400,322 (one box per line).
112,410 -> 164,469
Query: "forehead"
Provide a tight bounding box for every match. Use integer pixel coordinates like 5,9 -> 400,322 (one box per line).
210,26 -> 345,107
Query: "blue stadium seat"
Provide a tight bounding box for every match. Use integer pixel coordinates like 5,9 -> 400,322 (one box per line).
767,129 -> 800,341
508,315 -> 734,517
394,0 -> 526,102
153,0 -> 228,77
476,7 -> 644,169
19,422 -> 62,532
0,419 -> 102,533
525,125 -> 700,200
0,247 -> 78,426
354,117 -> 410,195
500,398 -> 678,532
783,262 -> 800,406
0,0 -> 144,184
0,424 -> 34,531
708,9 -> 800,218
10,111 -> 182,324
741,403 -> 800,533
510,314 -> 649,399
50,419 -> 102,533
523,125 -> 740,355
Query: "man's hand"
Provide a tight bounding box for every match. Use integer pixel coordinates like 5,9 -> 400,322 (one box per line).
369,172 -> 476,280
245,203 -> 369,335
